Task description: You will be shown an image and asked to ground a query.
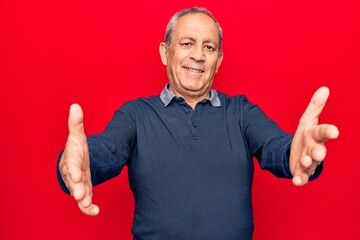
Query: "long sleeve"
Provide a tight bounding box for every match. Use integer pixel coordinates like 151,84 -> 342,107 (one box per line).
57,102 -> 137,193
241,98 -> 322,179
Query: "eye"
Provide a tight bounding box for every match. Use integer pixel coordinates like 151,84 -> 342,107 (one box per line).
205,45 -> 215,51
180,42 -> 193,47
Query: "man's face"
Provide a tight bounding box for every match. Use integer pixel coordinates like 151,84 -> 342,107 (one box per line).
160,13 -> 223,100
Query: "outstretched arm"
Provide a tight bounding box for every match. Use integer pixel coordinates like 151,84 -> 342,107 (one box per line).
290,87 -> 339,186
58,104 -> 100,216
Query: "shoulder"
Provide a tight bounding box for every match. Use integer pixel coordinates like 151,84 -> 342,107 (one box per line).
217,91 -> 253,110
116,95 -> 163,114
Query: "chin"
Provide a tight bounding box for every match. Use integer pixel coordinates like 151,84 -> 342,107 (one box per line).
182,84 -> 204,92
182,79 -> 205,88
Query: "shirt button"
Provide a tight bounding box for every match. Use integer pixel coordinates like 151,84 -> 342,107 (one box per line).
193,123 -> 197,128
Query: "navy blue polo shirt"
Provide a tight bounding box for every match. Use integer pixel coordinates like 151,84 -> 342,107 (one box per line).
58,85 -> 320,239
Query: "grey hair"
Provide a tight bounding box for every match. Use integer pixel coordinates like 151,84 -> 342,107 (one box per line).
164,7 -> 223,52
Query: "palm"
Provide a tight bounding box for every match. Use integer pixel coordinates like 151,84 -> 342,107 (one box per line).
59,104 -> 99,215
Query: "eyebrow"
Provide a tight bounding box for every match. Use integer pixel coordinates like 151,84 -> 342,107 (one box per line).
179,37 -> 196,42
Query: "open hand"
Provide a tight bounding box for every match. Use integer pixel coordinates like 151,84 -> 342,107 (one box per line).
59,104 -> 100,215
290,87 -> 339,186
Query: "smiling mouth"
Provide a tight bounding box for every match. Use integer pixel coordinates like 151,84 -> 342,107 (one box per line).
184,67 -> 204,73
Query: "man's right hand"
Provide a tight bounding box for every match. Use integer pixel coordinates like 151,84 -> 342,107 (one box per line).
59,104 -> 100,216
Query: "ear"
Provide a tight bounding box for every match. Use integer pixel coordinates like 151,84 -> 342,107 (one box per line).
215,52 -> 224,73
159,42 -> 168,66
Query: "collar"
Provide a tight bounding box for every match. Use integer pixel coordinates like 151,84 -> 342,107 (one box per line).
160,84 -> 221,107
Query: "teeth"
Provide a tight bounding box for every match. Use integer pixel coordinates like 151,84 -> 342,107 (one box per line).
186,67 -> 203,73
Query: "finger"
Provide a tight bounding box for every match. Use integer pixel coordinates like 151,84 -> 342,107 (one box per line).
78,189 -> 93,208
310,144 -> 326,162
292,156 -> 312,186
300,152 -> 324,175
77,173 -> 97,212
78,202 -> 100,216
71,182 -> 86,201
312,124 -> 340,142
68,104 -> 86,138
60,170 -> 71,191
66,155 -> 83,183
292,172 -> 309,187
300,87 -> 330,125
309,161 -> 320,176
300,155 -> 313,168
59,154 -> 80,190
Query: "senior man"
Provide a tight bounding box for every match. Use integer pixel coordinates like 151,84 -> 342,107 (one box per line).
57,7 -> 339,240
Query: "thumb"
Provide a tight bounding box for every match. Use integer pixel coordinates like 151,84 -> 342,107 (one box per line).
300,86 -> 330,124
68,104 -> 85,137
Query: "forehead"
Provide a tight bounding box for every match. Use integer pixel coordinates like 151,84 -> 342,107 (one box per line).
171,13 -> 219,42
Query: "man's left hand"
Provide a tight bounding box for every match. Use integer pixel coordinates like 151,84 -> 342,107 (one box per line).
290,87 -> 339,186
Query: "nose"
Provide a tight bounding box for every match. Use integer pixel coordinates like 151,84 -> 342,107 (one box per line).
190,45 -> 205,62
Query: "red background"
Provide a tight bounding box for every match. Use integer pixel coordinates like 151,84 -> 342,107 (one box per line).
1,0 -> 359,239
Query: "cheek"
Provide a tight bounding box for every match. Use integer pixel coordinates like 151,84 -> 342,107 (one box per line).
171,58 -> 184,74
207,59 -> 219,72
171,50 -> 188,63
